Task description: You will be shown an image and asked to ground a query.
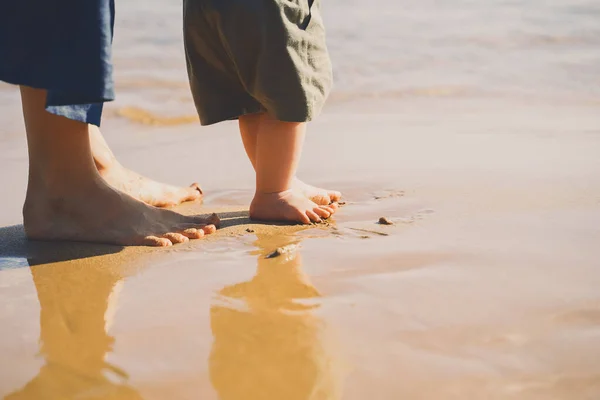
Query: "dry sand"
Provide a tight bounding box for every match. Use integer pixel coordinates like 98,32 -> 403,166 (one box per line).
1,95 -> 600,399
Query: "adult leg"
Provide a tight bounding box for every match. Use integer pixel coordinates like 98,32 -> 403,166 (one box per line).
91,125 -> 202,207
21,87 -> 218,246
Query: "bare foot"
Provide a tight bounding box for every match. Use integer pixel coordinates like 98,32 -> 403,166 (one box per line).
249,189 -> 338,224
90,125 -> 201,208
99,163 -> 202,208
23,179 -> 219,247
293,178 -> 342,206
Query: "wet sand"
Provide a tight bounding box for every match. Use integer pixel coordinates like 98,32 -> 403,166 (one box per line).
1,94 -> 600,399
2,0 -> 600,396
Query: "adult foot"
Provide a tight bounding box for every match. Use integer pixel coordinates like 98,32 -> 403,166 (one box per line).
249,189 -> 338,224
99,162 -> 202,208
23,179 -> 219,247
293,178 -> 342,206
90,125 -> 201,208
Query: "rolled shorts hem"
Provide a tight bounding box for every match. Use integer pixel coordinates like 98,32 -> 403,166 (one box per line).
0,77 -> 108,126
196,103 -> 321,126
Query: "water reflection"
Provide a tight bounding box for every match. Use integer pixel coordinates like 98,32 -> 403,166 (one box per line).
4,260 -> 140,400
209,234 -> 342,400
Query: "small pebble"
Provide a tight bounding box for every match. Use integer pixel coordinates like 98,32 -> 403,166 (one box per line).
245,228 -> 255,233
265,244 -> 297,259
378,216 -> 394,225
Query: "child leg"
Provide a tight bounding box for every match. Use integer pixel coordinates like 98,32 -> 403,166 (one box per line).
184,0 -> 340,223
239,115 -> 342,205
248,113 -> 336,224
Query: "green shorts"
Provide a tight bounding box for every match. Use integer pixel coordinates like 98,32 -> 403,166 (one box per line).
183,0 -> 332,126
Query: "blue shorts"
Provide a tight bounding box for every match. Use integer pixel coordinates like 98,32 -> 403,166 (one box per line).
0,0 -> 116,126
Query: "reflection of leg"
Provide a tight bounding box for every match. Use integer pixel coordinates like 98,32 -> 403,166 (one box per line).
239,114 -> 342,206
31,264 -> 119,373
246,113 -> 336,224
21,87 -> 218,246
91,125 -> 202,207
3,264 -> 142,400
219,235 -> 319,306
209,235 -> 339,400
252,237 -> 318,304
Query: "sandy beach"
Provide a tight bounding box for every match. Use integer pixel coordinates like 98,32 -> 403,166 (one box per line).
1,95 -> 600,399
2,0 -> 600,398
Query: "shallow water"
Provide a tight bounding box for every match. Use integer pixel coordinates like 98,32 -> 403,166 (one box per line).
111,0 -> 600,115
2,0 -> 599,131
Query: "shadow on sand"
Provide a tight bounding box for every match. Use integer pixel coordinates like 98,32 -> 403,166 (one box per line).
0,224 -> 124,269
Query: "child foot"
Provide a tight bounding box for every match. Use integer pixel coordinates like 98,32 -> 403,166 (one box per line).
99,163 -> 202,208
293,178 -> 342,205
23,179 -> 219,247
249,190 -> 338,224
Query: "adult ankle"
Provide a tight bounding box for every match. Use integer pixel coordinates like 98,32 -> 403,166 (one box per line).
27,164 -> 102,198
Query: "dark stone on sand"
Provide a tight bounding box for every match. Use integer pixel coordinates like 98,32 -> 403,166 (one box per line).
245,228 -> 255,233
266,249 -> 282,258
378,216 -> 394,225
